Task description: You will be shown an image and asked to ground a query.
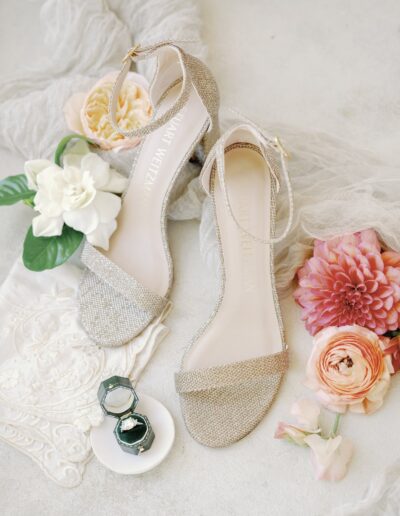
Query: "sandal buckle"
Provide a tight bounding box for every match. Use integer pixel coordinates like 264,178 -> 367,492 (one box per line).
122,44 -> 141,63
273,136 -> 290,159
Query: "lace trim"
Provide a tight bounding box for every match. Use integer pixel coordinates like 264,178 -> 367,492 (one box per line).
0,259 -> 168,487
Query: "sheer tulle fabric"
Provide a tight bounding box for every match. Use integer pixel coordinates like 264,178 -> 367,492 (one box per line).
0,0 -> 203,487
171,112 -> 400,297
0,0 -> 400,506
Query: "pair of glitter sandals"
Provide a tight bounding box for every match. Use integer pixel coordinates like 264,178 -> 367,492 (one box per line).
79,42 -> 292,448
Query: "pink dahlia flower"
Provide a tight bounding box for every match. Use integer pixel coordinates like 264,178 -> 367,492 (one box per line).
294,229 -> 400,335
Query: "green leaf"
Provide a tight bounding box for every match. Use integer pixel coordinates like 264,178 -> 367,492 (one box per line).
54,134 -> 94,166
23,224 -> 84,271
0,174 -> 36,205
23,196 -> 35,208
384,329 -> 400,338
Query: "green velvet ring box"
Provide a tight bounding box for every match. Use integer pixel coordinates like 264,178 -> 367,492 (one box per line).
98,376 -> 155,455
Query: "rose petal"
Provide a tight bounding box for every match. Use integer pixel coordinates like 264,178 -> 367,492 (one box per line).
78,71 -> 152,151
63,92 -> 86,134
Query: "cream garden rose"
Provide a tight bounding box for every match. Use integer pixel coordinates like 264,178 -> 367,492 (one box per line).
305,325 -> 393,414
25,140 -> 128,250
64,71 -> 152,151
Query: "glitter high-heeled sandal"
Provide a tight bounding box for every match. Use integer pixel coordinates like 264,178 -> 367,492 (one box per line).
175,123 -> 293,447
79,42 -> 219,347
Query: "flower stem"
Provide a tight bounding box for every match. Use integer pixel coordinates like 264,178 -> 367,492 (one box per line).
54,134 -> 94,166
331,413 -> 341,437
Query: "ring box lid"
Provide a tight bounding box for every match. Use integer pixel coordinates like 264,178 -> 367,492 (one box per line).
98,375 -> 139,419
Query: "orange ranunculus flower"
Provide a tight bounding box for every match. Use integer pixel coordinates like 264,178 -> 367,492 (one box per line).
305,325 -> 393,414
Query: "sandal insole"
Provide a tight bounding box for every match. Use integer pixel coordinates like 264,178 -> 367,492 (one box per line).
104,83 -> 209,297
184,147 -> 282,370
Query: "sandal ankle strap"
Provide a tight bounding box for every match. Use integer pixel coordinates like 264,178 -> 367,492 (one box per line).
109,41 -> 219,149
201,122 -> 293,245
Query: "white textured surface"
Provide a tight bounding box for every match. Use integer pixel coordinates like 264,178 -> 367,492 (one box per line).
0,258 -> 168,488
0,1 -> 400,515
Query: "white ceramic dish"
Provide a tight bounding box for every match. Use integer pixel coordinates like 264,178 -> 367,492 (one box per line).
90,393 -> 175,475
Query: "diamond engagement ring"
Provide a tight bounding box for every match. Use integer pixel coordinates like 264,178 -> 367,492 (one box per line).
121,417 -> 143,432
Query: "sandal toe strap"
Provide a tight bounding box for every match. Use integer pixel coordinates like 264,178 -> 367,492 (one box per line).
175,351 -> 288,394
81,243 -> 169,318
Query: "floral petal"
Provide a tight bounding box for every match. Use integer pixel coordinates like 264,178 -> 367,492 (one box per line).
304,434 -> 341,479
291,398 -> 321,432
62,139 -> 91,169
24,160 -> 54,191
80,153 -> 110,189
63,92 -> 86,134
62,168 -> 96,211
324,437 -> 353,482
274,421 -> 309,446
86,220 -> 117,250
67,139 -> 91,156
305,434 -> 353,482
102,169 -> 128,193
93,191 -> 121,223
34,189 -> 64,218
63,154 -> 83,169
36,165 -> 64,193
63,204 -> 98,234
32,214 -> 64,237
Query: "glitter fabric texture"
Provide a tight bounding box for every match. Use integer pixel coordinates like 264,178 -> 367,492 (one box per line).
79,42 -> 220,347
175,125 -> 291,447
175,352 -> 288,447
79,244 -> 169,347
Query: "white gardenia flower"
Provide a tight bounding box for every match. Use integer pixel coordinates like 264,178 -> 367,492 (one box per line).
26,141 -> 128,250
24,159 -> 54,191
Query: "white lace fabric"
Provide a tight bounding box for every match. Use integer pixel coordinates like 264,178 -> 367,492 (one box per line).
1,0 -> 400,508
0,0 -> 204,488
172,113 -> 400,297
0,258 -> 168,487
